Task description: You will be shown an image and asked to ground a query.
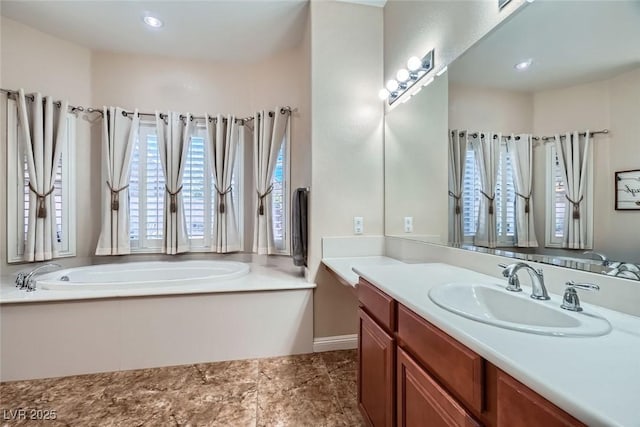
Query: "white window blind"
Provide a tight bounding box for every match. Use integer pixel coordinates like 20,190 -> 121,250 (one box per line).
129,123 -> 243,253
546,145 -> 568,247
462,142 -> 516,246
270,131 -> 290,254
7,99 -> 76,262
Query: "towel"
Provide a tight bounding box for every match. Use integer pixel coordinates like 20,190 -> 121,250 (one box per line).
292,188 -> 308,267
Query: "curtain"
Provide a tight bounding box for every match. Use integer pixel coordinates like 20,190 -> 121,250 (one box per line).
95,107 -> 140,255
507,134 -> 538,248
206,114 -> 241,253
253,107 -> 290,255
156,112 -> 192,254
448,129 -> 467,245
16,89 -> 68,262
554,131 -> 592,249
472,132 -> 500,248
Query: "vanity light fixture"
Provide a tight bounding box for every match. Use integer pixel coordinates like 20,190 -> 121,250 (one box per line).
378,88 -> 390,100
380,49 -> 435,105
514,59 -> 533,71
143,15 -> 163,28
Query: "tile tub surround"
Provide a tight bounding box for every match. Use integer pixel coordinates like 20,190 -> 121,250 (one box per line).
0,350 -> 364,427
353,262 -> 640,427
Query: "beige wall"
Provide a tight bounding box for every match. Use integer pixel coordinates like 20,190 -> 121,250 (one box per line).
385,74 -> 448,239
533,68 -> 640,263
0,17 -> 93,275
310,1 -> 384,337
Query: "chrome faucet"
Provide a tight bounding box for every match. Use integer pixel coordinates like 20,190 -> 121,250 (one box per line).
500,262 -> 549,300
21,263 -> 62,292
561,281 -> 600,312
582,250 -> 611,266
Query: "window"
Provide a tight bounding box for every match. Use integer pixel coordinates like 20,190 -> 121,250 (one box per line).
270,130 -> 290,254
6,99 -> 76,262
129,122 -> 243,252
462,142 -> 516,246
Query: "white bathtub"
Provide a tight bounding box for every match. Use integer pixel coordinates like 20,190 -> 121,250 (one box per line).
1,260 -> 314,381
36,260 -> 250,290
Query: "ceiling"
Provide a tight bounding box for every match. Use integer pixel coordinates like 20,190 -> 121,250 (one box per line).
0,0 -> 310,62
449,0 -> 640,92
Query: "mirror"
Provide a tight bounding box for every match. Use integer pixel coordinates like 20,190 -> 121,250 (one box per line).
384,0 -> 640,279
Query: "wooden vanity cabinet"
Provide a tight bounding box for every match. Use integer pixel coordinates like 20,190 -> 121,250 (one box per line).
357,278 -> 585,427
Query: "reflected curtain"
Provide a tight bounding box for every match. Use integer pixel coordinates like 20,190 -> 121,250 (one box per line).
206,114 -> 241,253
253,107 -> 290,255
448,129 -> 467,244
507,134 -> 538,248
17,89 -> 68,262
554,131 -> 592,249
472,132 -> 500,248
156,111 -> 192,254
96,107 -> 140,255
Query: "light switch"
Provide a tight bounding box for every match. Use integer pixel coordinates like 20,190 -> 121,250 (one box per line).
404,216 -> 413,233
354,217 -> 364,234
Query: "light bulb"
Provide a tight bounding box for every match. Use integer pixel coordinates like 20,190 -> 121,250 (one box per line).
396,68 -> 410,82
143,15 -> 163,28
386,79 -> 399,92
378,88 -> 390,100
407,56 -> 422,72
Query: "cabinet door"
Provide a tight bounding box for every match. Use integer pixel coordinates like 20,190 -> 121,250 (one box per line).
359,308 -> 395,427
397,347 -> 480,427
497,371 -> 586,427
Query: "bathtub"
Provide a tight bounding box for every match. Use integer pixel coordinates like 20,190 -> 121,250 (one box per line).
37,260 -> 251,291
0,259 -> 315,381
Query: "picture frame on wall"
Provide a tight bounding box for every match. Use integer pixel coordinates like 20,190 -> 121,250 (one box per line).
615,169 -> 640,210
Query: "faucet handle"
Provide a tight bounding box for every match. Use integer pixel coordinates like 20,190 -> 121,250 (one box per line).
15,272 -> 27,288
561,281 -> 599,312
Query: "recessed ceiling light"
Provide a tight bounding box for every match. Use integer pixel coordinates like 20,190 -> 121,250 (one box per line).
143,16 -> 163,28
514,59 -> 533,71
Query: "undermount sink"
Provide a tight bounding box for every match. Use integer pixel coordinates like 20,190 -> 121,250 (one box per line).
429,283 -> 611,337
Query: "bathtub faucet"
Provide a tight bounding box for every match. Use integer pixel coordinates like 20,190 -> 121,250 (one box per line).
21,263 -> 62,292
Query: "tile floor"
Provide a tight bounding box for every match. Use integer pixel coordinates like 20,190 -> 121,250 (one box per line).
0,350 -> 365,427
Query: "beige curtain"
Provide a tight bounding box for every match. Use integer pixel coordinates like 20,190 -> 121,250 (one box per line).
17,89 -> 68,262
472,132 -> 500,248
448,129 -> 467,245
96,107 -> 140,255
507,134 -> 538,248
253,107 -> 290,255
156,112 -> 192,254
206,114 -> 241,253
554,131 -> 593,249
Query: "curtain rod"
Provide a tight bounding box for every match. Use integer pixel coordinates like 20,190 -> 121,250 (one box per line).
456,129 -> 609,141
1,88 -> 293,124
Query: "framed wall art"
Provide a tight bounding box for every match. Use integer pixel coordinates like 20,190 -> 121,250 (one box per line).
615,169 -> 640,210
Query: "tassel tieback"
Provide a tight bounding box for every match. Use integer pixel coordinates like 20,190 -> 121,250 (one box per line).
28,183 -> 55,218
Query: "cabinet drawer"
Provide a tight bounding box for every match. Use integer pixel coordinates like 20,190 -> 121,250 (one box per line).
497,370 -> 585,427
397,305 -> 483,414
397,347 -> 480,427
358,278 -> 395,332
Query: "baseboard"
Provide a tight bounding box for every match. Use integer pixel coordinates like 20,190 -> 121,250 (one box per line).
313,334 -> 358,352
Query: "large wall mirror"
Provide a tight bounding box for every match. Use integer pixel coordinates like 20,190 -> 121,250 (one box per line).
384,0 -> 640,280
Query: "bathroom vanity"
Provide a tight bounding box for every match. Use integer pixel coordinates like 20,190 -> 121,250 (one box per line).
353,263 -> 640,427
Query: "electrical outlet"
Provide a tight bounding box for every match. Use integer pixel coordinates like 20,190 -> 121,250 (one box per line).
353,217 -> 364,234
404,216 -> 413,233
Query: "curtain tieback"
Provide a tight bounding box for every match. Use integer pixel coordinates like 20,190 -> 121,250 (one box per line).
28,183 -> 55,218
566,195 -> 584,220
516,191 -> 532,214
106,181 -> 129,211
480,191 -> 496,215
166,185 -> 183,213
215,185 -> 233,214
448,191 -> 462,215
257,185 -> 273,216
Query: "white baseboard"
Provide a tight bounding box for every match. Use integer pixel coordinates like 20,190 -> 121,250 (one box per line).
313,334 -> 358,352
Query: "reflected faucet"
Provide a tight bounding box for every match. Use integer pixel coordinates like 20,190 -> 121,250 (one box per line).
582,250 -> 611,266
500,262 -> 549,300
21,263 -> 62,292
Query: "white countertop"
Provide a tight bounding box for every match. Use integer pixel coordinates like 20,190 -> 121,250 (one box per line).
0,263 -> 315,304
322,256 -> 405,286
353,262 -> 640,427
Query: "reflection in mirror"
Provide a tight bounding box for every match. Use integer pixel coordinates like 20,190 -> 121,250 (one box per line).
384,0 -> 640,280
